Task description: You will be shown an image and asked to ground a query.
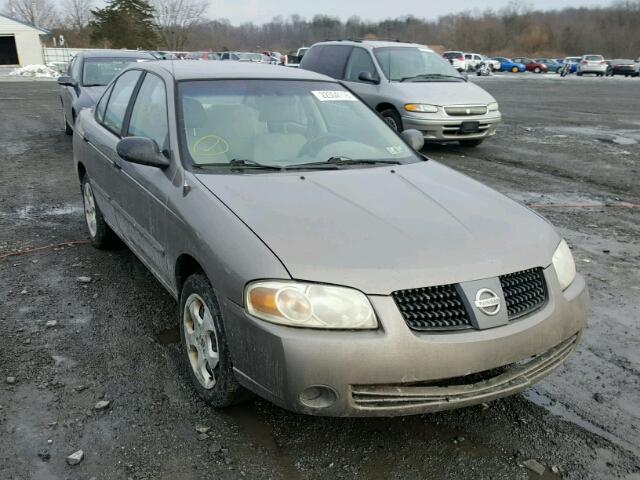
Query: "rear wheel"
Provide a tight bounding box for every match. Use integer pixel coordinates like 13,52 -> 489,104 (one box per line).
511,66 -> 519,73
81,175 -> 117,249
380,108 -> 403,132
534,67 -> 541,73
459,139 -> 484,148
179,273 -> 252,408
63,111 -> 73,135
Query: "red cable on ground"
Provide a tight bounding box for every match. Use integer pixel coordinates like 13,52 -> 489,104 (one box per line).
0,240 -> 91,261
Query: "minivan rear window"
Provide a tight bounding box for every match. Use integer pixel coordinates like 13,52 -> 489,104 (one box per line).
299,45 -> 354,79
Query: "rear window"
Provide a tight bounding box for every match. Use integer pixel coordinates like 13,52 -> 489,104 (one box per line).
82,57 -> 148,86
585,55 -> 603,61
300,45 -> 354,79
443,52 -> 462,59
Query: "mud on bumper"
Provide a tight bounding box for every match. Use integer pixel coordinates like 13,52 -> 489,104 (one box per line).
350,333 -> 579,416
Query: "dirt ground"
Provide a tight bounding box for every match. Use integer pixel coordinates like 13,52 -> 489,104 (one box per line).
0,74 -> 638,480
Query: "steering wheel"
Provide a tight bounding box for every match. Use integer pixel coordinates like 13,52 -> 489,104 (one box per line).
299,133 -> 347,157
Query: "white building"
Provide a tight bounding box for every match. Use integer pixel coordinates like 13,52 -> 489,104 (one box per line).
0,13 -> 50,66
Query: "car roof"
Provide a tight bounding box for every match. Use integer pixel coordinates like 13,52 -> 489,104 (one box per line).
313,40 -> 434,51
142,60 -> 337,81
77,50 -> 156,59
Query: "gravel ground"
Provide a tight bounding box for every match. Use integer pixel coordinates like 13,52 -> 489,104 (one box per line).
0,75 -> 639,480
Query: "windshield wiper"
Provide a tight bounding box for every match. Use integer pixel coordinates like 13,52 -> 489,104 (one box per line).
193,159 -> 283,171
398,73 -> 463,82
289,157 -> 400,168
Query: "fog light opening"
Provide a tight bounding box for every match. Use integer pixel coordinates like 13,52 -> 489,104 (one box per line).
299,385 -> 337,409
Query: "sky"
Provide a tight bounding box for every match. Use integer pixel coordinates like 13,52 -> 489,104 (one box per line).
208,0 -> 607,24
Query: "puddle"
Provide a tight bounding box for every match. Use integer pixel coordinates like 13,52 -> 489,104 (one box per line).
548,126 -> 640,145
155,326 -> 180,345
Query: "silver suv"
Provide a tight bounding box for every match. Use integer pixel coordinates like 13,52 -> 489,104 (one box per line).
300,40 -> 501,147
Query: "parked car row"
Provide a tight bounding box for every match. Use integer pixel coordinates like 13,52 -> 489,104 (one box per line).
442,51 -> 639,77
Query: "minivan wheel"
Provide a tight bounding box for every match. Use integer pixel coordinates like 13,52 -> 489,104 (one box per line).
81,175 -> 117,248
380,109 -> 403,132
179,273 -> 252,408
459,139 -> 484,147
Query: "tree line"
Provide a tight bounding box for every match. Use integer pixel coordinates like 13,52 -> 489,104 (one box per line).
2,0 -> 640,58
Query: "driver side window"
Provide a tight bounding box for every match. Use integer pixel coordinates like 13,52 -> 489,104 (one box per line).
344,48 -> 378,82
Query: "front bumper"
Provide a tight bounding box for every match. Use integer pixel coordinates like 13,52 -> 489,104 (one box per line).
223,269 -> 589,417
401,112 -> 502,142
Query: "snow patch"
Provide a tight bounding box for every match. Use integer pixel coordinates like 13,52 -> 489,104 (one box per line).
9,64 -> 61,78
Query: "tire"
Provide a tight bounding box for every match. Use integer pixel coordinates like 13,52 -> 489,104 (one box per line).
511,67 -> 518,73
179,273 -> 252,408
63,111 -> 73,135
459,139 -> 484,147
534,67 -> 541,73
577,71 -> 583,76
81,174 -> 117,249
380,108 -> 403,132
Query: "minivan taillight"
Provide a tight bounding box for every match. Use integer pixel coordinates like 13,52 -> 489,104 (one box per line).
581,61 -> 588,64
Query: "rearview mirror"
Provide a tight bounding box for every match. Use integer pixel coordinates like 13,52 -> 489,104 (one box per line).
57,75 -> 77,87
400,129 -> 425,152
116,137 -> 170,169
358,71 -> 379,84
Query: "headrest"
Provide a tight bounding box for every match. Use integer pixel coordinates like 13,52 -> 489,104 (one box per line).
182,97 -> 207,129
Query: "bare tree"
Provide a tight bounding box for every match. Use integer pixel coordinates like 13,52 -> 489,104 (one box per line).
3,0 -> 57,28
152,0 -> 207,51
62,0 -> 94,31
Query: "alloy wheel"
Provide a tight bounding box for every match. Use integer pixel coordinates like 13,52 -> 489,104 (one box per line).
83,181 -> 97,238
183,293 -> 219,389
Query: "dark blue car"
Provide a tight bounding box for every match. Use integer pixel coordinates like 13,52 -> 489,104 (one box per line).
561,57 -> 581,74
491,57 -> 526,73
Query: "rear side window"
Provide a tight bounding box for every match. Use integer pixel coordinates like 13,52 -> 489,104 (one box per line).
300,45 -> 353,79
127,73 -> 169,152
344,48 -> 378,82
102,70 -> 142,135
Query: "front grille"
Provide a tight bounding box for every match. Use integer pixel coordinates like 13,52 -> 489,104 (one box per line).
392,284 -> 472,332
500,267 -> 548,320
445,105 -> 488,116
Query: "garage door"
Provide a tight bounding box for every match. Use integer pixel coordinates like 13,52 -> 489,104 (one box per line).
0,36 -> 19,65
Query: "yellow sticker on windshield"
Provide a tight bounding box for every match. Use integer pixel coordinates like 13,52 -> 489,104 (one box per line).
311,90 -> 357,102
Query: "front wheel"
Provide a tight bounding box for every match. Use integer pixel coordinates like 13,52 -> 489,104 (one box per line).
380,108 -> 403,132
81,175 -> 117,249
179,273 -> 252,408
459,139 -> 484,147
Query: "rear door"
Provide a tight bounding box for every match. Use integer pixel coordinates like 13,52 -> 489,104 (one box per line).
88,69 -> 144,231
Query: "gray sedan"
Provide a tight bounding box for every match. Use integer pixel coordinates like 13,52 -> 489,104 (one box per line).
73,61 -> 588,417
58,50 -> 155,135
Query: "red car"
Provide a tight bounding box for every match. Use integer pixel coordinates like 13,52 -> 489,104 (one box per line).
512,57 -> 548,73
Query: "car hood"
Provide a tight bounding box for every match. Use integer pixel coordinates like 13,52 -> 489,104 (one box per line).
196,161 -> 559,294
390,81 -> 495,106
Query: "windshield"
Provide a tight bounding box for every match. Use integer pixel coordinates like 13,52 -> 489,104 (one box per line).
82,57 -> 147,86
374,47 -> 463,82
178,80 -> 420,172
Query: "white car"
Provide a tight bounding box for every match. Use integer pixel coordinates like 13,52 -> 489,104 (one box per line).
577,54 -> 607,76
480,55 -> 501,71
464,53 -> 483,71
443,51 -> 466,72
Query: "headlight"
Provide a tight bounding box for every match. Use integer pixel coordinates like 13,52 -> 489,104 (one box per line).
404,103 -> 439,113
245,280 -> 377,329
488,102 -> 499,111
552,240 -> 576,291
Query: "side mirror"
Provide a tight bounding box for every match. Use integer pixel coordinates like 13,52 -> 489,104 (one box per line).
358,71 -> 379,84
57,75 -> 77,87
400,129 -> 425,152
116,137 -> 170,169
